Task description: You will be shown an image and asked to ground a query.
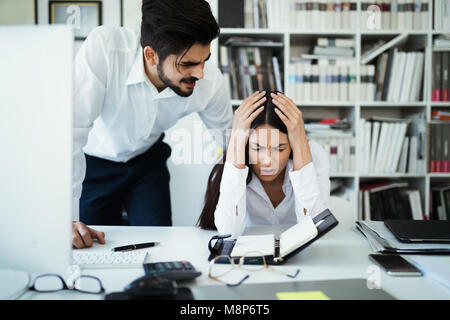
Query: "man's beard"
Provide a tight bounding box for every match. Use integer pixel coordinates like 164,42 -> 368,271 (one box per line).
157,63 -> 198,98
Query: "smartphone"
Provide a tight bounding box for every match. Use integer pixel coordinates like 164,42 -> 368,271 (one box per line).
369,254 -> 423,276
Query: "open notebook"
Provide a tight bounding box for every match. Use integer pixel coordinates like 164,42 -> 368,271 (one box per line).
208,209 -> 338,265
230,216 -> 318,258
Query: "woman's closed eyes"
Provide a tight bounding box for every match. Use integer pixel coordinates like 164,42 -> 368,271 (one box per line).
249,143 -> 288,152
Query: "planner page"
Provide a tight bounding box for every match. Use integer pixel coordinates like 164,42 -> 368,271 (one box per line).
230,234 -> 274,257
280,216 -> 318,257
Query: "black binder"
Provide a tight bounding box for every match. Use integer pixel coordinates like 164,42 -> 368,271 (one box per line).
384,219 -> 450,243
207,209 -> 339,265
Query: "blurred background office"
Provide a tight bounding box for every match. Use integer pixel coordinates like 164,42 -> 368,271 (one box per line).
1,0 -> 450,226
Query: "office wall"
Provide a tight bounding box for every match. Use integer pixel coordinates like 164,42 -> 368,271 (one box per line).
0,0 -> 35,24
164,113 -> 218,226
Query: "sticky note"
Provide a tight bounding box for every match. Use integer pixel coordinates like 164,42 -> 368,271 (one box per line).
217,146 -> 223,158
276,291 -> 330,300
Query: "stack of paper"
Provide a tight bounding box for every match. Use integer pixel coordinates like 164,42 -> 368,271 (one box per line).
355,221 -> 450,254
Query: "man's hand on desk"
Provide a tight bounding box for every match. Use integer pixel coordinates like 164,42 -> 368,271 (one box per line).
72,222 -> 106,249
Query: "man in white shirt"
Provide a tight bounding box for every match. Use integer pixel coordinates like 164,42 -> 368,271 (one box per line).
72,0 -> 233,248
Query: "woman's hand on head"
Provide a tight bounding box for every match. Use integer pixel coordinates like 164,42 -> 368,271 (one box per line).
232,91 -> 266,134
226,91 -> 266,169
271,92 -> 306,146
271,92 -> 312,170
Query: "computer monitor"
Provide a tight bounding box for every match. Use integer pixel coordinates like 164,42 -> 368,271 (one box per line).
0,25 -> 74,275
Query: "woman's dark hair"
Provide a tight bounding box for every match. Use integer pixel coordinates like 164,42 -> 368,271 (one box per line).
197,91 -> 289,230
140,0 -> 220,64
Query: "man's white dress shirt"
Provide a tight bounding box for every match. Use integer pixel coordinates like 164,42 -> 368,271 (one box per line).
73,26 -> 233,220
214,141 -> 330,238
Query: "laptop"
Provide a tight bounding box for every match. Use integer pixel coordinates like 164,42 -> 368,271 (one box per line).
192,279 -> 395,300
384,220 -> 450,243
0,25 -> 74,276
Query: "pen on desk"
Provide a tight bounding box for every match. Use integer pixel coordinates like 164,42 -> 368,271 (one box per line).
112,242 -> 160,252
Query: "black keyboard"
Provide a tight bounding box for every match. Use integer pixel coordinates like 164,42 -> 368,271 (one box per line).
143,261 -> 201,281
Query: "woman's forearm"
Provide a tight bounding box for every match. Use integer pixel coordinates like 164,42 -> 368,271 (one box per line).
226,131 -> 248,169
291,128 -> 313,171
214,162 -> 248,238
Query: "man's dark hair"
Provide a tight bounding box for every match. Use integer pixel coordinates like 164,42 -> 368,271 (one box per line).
140,0 -> 220,64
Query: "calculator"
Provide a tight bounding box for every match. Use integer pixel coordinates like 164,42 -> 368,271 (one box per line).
143,261 -> 202,281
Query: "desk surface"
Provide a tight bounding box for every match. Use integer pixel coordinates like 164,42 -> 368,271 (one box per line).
19,223 -> 450,300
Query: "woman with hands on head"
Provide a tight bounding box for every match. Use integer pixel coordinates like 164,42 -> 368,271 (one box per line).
198,91 -> 330,238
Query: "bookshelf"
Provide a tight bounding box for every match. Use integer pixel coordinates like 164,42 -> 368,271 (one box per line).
208,0 -> 450,221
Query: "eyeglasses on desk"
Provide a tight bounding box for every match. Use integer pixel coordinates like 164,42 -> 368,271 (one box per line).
208,251 -> 300,287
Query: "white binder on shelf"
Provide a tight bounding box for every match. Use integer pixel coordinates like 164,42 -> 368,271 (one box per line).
361,33 -> 408,65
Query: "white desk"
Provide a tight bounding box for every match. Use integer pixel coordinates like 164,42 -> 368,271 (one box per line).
19,223 -> 450,300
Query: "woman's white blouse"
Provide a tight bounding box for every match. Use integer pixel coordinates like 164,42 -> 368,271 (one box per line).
214,141 -> 331,238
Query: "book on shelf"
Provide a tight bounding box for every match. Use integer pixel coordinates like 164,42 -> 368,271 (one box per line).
359,181 -> 423,221
223,0 -> 358,30
433,35 -> 450,51
220,0 -> 288,29
433,34 -> 450,51
359,115 -> 426,175
403,189 -> 425,220
219,38 -> 283,100
432,51 -> 450,102
309,37 -> 355,59
374,52 -> 389,100
219,45 -> 232,99
306,119 -> 355,174
430,185 -> 450,220
360,33 -> 408,65
300,54 -> 355,61
361,0 -> 428,31
219,1 -> 430,31
313,46 -> 354,57
223,37 -> 284,48
289,37 -> 357,102
288,59 -> 356,102
360,47 -> 424,102
434,0 -> 450,31
428,122 -> 450,173
372,48 -> 424,102
432,110 -> 450,121
317,37 -> 355,48
360,64 -> 376,101
290,1 -> 357,30
305,117 -> 351,131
